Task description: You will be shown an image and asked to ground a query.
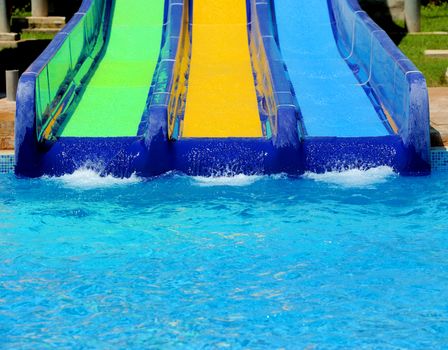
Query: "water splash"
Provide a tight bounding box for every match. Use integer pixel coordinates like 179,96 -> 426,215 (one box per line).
192,174 -> 263,187
44,168 -> 141,189
303,166 -> 396,188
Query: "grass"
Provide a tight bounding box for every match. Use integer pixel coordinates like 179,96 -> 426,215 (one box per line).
20,32 -> 56,40
394,4 -> 448,86
421,3 -> 448,32
399,35 -> 448,86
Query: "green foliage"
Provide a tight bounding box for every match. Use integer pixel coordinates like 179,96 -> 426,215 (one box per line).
11,9 -> 31,17
11,0 -> 31,17
422,0 -> 448,5
390,4 -> 448,86
398,35 -> 448,86
421,3 -> 448,31
20,32 -> 56,40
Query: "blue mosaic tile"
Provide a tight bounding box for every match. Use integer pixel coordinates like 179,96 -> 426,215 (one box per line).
431,148 -> 448,171
0,154 -> 15,174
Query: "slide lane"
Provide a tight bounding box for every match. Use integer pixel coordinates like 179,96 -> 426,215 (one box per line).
273,0 -> 390,137
60,0 -> 165,137
181,0 -> 262,138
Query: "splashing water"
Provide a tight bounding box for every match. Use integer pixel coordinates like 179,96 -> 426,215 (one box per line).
192,174 -> 263,187
44,168 -> 141,190
303,166 -> 396,188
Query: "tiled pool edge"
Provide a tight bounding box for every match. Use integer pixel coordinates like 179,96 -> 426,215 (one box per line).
0,153 -> 15,174
431,147 -> 448,171
2,149 -> 448,174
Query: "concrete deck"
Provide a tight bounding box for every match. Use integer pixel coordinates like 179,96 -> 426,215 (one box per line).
424,50 -> 448,58
0,98 -> 15,150
429,87 -> 448,147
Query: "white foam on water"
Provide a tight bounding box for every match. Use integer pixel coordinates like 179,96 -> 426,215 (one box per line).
192,174 -> 263,187
44,168 -> 141,190
303,166 -> 396,188
269,173 -> 288,180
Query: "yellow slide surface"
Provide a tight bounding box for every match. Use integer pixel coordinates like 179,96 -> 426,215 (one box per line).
182,0 -> 262,138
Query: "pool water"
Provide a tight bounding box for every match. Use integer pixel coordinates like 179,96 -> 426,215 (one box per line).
1,168 -> 448,349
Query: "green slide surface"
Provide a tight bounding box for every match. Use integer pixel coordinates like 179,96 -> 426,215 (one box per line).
60,0 -> 164,137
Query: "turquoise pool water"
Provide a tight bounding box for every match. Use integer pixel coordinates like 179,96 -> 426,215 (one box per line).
1,168 -> 448,349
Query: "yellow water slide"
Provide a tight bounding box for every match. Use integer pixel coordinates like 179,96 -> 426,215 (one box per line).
182,0 -> 262,138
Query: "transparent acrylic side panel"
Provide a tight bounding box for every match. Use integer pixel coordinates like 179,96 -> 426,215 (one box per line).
352,17 -> 372,80
370,38 -> 395,105
34,0 -> 107,140
335,1 -> 411,135
36,66 -> 51,137
370,36 -> 409,128
69,18 -> 86,68
84,8 -> 96,51
392,69 -> 409,132
333,0 -> 355,56
47,39 -> 72,103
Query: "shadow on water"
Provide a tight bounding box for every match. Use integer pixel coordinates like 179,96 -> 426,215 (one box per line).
359,0 -> 408,44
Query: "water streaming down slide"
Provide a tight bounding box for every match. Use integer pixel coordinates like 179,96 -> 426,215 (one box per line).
59,0 -> 165,137
273,0 -> 391,137
181,0 -> 262,138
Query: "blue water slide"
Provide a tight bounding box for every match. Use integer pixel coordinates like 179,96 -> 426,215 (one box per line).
266,0 -> 430,174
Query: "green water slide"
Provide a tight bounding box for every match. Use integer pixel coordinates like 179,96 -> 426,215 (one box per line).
59,0 -> 165,137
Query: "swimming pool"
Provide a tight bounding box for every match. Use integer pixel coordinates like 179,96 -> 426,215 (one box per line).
1,169 -> 447,348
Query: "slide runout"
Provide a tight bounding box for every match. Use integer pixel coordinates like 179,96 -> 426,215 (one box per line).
180,0 -> 262,138
272,0 -> 391,138
59,0 -> 165,138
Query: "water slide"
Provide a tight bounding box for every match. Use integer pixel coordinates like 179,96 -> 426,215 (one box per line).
274,0 -> 391,138
182,0 -> 261,138
15,0 -> 430,177
60,0 -> 164,137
